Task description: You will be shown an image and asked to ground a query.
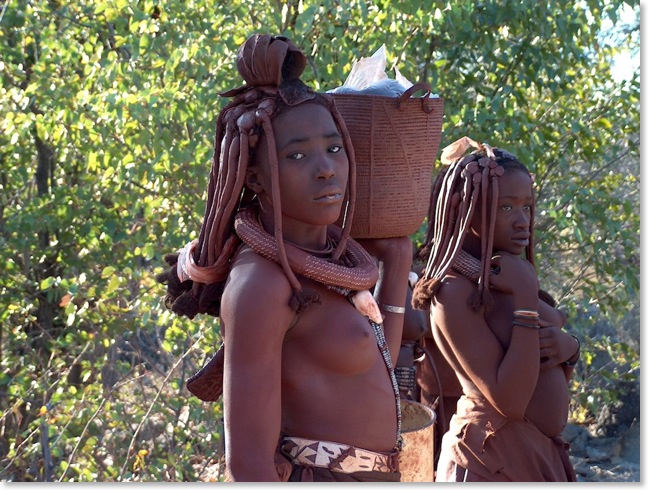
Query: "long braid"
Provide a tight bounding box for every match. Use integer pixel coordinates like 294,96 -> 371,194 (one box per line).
414,156 -> 481,307
413,141 -> 536,312
257,108 -> 303,293
326,97 -> 357,262
527,198 -> 536,268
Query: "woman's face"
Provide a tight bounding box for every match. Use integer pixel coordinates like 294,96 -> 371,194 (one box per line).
470,168 -> 533,256
491,169 -> 533,255
248,102 -> 350,231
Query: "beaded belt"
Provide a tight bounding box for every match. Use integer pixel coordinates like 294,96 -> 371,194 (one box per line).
280,436 -> 399,473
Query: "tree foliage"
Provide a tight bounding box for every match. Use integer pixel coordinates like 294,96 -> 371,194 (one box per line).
0,0 -> 639,481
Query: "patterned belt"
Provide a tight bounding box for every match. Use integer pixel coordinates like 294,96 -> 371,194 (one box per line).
280,436 -> 399,473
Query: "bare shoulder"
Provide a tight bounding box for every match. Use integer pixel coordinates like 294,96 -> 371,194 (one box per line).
431,272 -> 484,337
222,245 -> 297,338
434,271 -> 476,305
225,245 -> 293,297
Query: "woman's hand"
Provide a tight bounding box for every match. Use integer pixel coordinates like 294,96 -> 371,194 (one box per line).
489,251 -> 539,309
538,320 -> 580,369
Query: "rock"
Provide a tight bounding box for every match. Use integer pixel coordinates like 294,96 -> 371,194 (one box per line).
615,420 -> 640,464
592,374 -> 640,438
562,423 -> 590,456
585,444 -> 609,461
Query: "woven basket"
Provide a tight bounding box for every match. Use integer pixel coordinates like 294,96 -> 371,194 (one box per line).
332,82 -> 443,238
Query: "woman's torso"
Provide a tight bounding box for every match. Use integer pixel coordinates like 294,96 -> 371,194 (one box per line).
279,276 -> 399,452
433,280 -> 570,437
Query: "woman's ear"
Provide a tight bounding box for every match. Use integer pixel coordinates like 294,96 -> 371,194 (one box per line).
245,167 -> 265,194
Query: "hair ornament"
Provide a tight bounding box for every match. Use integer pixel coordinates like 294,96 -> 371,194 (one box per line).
440,136 -> 497,165
220,34 -> 314,106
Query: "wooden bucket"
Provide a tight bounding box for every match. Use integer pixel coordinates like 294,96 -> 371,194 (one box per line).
399,399 -> 436,482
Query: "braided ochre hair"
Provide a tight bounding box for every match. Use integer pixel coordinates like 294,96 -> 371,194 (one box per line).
156,34 -> 358,318
413,145 -> 536,312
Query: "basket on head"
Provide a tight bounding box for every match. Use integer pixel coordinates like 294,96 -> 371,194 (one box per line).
332,82 -> 444,238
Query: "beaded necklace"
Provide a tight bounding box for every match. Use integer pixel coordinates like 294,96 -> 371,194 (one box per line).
369,319 -> 403,451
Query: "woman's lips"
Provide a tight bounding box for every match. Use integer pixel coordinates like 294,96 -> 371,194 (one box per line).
511,236 -> 530,246
314,189 -> 343,203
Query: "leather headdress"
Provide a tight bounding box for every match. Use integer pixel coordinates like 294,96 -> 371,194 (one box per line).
220,34 -> 314,106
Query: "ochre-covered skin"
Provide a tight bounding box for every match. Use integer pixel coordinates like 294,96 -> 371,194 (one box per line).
222,91 -> 412,482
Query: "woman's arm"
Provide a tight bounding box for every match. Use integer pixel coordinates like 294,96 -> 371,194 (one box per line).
221,250 -> 296,481
357,236 -> 413,363
433,251 -> 541,419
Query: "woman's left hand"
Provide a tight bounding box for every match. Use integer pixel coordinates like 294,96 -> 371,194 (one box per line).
356,236 -> 413,265
538,319 -> 579,369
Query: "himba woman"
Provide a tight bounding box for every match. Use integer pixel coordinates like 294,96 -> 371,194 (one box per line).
412,137 -> 580,482
156,34 -> 412,482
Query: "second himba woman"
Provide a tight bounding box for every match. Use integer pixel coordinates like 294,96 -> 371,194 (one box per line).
157,34 -> 412,482
413,138 -> 580,482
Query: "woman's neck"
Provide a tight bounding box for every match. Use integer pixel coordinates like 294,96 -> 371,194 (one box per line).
258,207 -> 329,253
462,232 -> 482,260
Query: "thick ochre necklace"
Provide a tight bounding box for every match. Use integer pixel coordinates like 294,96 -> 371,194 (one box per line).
234,205 -> 379,292
451,250 -> 483,281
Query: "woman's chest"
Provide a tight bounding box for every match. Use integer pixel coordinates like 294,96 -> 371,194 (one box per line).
284,288 -> 380,375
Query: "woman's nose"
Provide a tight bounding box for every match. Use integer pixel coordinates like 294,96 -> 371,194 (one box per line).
315,154 -> 336,179
514,210 -> 530,229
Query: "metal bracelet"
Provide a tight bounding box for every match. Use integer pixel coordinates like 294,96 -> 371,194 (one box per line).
563,335 -> 581,367
380,303 -> 406,314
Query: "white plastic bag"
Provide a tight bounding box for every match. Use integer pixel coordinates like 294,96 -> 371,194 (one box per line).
329,45 -> 414,96
341,45 -> 391,90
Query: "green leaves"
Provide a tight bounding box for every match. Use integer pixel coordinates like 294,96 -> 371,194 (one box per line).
0,0 -> 639,481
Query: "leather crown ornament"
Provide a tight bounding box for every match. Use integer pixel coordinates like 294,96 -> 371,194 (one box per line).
220,34 -> 313,107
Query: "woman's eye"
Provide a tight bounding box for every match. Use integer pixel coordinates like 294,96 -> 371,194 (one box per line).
288,152 -> 306,160
501,205 -> 512,211
329,145 -> 343,153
